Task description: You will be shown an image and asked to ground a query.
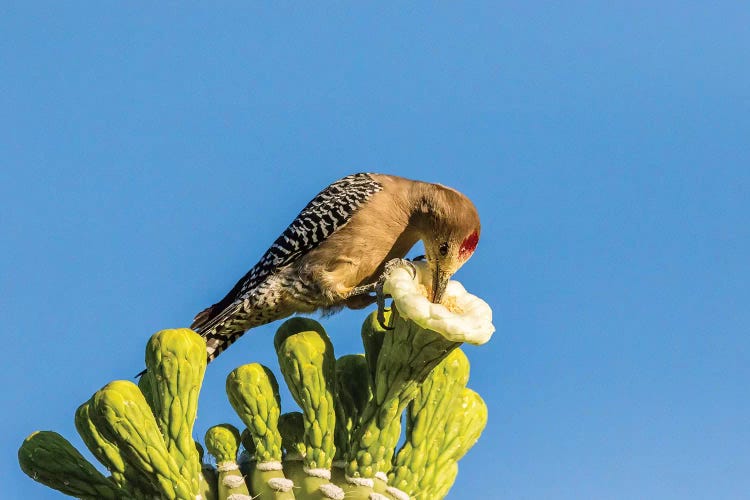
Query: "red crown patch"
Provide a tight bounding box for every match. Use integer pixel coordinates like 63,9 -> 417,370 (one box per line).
459,231 -> 479,260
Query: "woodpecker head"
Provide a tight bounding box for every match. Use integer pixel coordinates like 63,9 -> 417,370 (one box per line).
413,184 -> 481,304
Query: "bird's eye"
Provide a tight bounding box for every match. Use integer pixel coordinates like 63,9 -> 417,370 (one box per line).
439,242 -> 449,256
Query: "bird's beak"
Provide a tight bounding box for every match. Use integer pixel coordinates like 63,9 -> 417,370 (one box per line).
431,263 -> 451,304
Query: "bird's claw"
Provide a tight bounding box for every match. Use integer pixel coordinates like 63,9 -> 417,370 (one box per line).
350,258 -> 418,330
375,258 -> 418,329
384,257 -> 417,280
348,280 -> 392,329
375,281 -> 393,330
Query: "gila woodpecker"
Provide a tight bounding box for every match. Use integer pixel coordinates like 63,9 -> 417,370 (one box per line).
192,173 -> 481,362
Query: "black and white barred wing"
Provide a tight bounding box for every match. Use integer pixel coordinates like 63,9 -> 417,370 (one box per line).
191,173 -> 383,334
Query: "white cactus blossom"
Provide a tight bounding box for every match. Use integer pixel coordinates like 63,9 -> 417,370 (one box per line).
384,261 -> 495,345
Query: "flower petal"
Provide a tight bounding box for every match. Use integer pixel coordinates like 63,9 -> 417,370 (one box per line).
383,262 -> 495,345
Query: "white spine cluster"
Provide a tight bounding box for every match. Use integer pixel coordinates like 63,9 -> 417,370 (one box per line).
319,482 -> 345,500
222,475 -> 246,488
386,486 -> 411,500
304,466 -> 332,479
346,476 -> 375,488
255,461 -> 283,471
267,477 -> 294,492
216,462 -> 240,472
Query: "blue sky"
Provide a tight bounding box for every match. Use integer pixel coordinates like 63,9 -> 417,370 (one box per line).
2,3 -> 749,499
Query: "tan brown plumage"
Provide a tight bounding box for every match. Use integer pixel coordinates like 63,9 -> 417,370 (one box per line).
192,173 -> 481,362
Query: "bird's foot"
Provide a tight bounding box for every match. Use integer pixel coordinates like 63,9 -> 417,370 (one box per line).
349,281 -> 392,329
383,257 -> 418,279
349,258 -> 416,329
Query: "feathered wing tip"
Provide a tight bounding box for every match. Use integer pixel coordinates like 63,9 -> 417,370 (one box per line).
190,304 -> 216,332
190,300 -> 249,363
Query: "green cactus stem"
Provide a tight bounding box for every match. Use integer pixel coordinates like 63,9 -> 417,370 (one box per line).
226,363 -> 294,499
199,467 -> 219,500
389,348 -> 471,497
226,364 -> 283,463
333,354 -> 371,462
360,308 -> 389,388
278,411 -> 307,460
278,411 -> 306,485
19,286 -> 491,500
137,368 -> 156,412
143,328 -> 207,495
238,428 -> 256,478
275,318 -> 342,500
240,427 -> 256,457
75,399 -> 154,499
450,389 -> 488,460
18,431 -> 122,499
89,380 -> 195,499
74,400 -> 127,487
333,314 -> 392,499
346,307 -> 460,485
205,424 -> 250,499
195,441 -> 219,500
423,388 -> 488,499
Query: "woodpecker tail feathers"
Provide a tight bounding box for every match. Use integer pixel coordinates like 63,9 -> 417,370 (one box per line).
203,330 -> 244,363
